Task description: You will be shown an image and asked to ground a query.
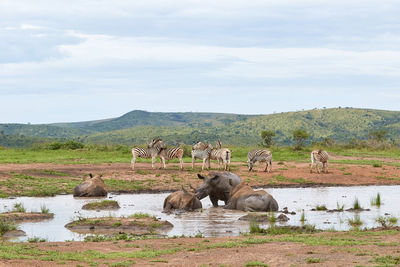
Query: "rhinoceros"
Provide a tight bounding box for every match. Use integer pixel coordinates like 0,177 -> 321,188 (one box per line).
224,182 -> 278,212
196,171 -> 241,207
163,186 -> 202,212
73,174 -> 107,197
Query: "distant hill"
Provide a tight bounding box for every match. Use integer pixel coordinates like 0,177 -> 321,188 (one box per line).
0,108 -> 399,147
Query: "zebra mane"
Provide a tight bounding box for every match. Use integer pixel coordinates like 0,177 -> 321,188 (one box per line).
149,138 -> 166,149
216,140 -> 222,149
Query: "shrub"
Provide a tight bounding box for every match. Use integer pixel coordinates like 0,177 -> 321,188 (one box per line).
0,219 -> 17,235
376,216 -> 397,228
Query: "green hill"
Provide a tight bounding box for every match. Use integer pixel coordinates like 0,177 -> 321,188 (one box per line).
0,108 -> 399,147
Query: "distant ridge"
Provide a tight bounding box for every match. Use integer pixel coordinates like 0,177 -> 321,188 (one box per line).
1,108 -> 399,147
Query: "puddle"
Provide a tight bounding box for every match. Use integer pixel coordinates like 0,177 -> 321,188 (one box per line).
1,185 -> 399,242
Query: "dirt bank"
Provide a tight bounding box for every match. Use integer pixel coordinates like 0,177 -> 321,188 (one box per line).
0,159 -> 399,196
1,227 -> 399,266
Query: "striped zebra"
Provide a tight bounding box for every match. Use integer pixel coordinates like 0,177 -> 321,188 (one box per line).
310,150 -> 329,173
131,138 -> 166,170
208,140 -> 231,171
191,142 -> 213,170
247,149 -> 272,172
149,139 -> 184,170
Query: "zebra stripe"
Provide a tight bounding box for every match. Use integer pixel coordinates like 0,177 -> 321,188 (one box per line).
310,150 -> 329,173
149,139 -> 184,170
131,146 -> 160,170
191,142 -> 212,170
209,147 -> 231,171
247,149 -> 272,172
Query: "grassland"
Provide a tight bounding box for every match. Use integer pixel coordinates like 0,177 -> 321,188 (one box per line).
1,227 -> 399,266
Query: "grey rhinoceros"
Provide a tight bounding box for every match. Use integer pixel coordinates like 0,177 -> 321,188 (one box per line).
73,174 -> 107,197
224,182 -> 278,212
163,186 -> 202,212
196,171 -> 241,207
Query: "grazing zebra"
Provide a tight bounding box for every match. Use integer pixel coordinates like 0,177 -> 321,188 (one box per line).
149,139 -> 184,170
247,149 -> 272,172
191,142 -> 213,170
310,150 -> 329,173
131,138 -> 166,170
208,141 -> 231,171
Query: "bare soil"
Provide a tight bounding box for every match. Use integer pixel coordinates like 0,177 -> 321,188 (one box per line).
0,159 -> 399,195
0,212 -> 54,222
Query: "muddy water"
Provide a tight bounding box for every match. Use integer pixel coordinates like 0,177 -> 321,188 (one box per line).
1,185 -> 399,242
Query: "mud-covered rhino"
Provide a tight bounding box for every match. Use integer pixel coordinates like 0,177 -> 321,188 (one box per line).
196,171 -> 241,207
73,174 -> 107,197
163,186 -> 202,212
224,182 -> 278,212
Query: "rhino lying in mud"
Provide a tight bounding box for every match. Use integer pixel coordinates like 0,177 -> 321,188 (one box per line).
196,171 -> 241,207
224,183 -> 278,212
163,186 -> 202,212
73,174 -> 108,197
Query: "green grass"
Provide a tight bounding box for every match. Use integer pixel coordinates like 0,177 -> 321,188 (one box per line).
0,218 -> 18,235
27,237 -> 47,243
370,192 -> 382,207
306,258 -> 321,263
83,200 -> 120,210
13,202 -> 26,213
353,198 -> 362,210
129,213 -> 154,219
40,204 -> 50,214
245,261 -> 269,266
315,205 -> 327,211
375,216 -> 398,228
348,215 -> 363,228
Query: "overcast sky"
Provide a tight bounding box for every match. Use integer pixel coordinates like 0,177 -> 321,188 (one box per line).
1,0 -> 399,123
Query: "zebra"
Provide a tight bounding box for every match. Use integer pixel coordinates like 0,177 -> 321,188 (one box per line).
247,149 -> 272,172
310,150 -> 329,173
208,140 -> 231,171
131,138 -> 166,170
191,142 -> 213,170
149,139 -> 184,170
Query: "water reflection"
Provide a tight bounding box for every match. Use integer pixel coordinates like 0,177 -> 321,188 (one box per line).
1,185 -> 399,242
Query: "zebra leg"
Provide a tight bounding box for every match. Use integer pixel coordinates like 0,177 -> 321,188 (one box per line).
151,156 -> 156,169
192,156 -> 195,169
201,158 -> 206,171
207,158 -> 211,170
161,157 -> 166,169
316,162 -> 321,174
179,157 -> 184,171
131,157 -> 136,170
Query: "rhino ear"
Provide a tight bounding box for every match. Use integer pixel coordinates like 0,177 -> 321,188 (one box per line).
210,175 -> 219,183
181,185 -> 188,194
228,178 -> 233,186
197,174 -> 205,179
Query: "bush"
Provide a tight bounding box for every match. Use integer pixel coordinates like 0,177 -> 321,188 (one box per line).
47,140 -> 85,150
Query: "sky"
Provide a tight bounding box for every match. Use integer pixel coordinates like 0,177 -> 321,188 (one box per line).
1,0 -> 399,124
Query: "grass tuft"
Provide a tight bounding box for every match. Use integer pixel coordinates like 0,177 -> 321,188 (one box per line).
370,192 -> 381,207
13,202 -> 26,213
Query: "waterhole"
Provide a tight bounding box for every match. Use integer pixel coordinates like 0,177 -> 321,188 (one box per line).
1,185 -> 399,242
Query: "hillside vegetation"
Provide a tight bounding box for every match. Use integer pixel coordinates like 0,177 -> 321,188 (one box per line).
0,108 -> 399,147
